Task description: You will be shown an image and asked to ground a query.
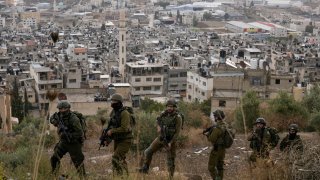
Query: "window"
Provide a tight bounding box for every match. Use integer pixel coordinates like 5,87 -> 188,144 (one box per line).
69,79 -> 76,83
135,87 -> 140,91
188,85 -> 192,89
170,84 -> 178,88
182,84 -> 187,87
251,77 -> 261,86
203,82 -> 206,86
135,78 -> 141,82
180,72 -> 187,77
143,86 -> 151,90
40,85 -> 45,90
190,76 -> 193,79
201,92 -> 205,96
153,78 -> 161,82
196,78 -> 198,81
69,69 -> 76,73
289,79 -> 292,83
28,95 -> 33,98
146,77 -> 152,81
275,79 -> 280,84
122,46 -> 124,53
51,84 -> 57,88
154,86 -> 161,91
219,100 -> 226,107
122,34 -> 124,41
188,95 -> 191,100
170,74 -> 178,78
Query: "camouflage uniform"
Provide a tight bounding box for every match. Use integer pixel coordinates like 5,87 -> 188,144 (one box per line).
207,120 -> 227,180
140,110 -> 182,177
248,128 -> 272,162
50,106 -> 85,177
108,94 -> 133,177
280,134 -> 303,153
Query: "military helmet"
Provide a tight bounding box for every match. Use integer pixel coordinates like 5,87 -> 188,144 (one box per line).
289,124 -> 299,132
213,109 -> 225,120
255,117 -> 266,125
111,93 -> 123,102
57,101 -> 71,109
166,98 -> 177,107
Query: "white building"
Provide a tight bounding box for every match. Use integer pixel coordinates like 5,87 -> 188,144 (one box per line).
186,71 -> 214,103
0,16 -> 5,28
225,21 -> 260,33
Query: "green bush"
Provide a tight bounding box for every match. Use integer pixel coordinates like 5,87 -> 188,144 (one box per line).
0,147 -> 31,170
44,133 -> 57,148
134,111 -> 158,150
234,91 -> 260,132
13,116 -> 42,133
309,112 -> 320,133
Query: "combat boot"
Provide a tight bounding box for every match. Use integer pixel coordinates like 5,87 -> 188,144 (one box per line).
138,164 -> 149,174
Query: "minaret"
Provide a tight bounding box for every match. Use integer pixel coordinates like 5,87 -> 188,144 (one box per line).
12,6 -> 16,30
118,6 -> 126,82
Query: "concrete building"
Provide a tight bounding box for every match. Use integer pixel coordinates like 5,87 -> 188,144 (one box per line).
0,16 -> 5,28
29,63 -> 63,108
225,21 -> 261,33
186,70 -> 214,103
20,10 -> 40,27
66,64 -> 82,88
167,67 -> 188,98
125,60 -> 169,106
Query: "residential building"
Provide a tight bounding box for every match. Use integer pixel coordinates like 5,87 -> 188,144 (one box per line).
186,70 -> 214,103
66,64 -> 82,88
125,60 -> 169,106
29,63 -> 63,109
167,67 -> 188,98
0,16 -> 5,28
20,9 -> 40,27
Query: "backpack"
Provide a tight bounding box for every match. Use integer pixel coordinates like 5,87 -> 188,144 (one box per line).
267,127 -> 280,148
122,106 -> 136,128
72,111 -> 87,139
221,127 -> 235,148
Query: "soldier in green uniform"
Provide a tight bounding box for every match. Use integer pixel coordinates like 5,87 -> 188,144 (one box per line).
104,93 -> 133,177
139,99 -> 182,179
248,118 -> 272,162
280,124 -> 303,154
204,109 -> 227,180
49,101 -> 86,177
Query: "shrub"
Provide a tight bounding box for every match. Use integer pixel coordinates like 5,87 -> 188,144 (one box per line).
134,111 -> 158,150
234,91 -> 260,132
0,147 -> 30,171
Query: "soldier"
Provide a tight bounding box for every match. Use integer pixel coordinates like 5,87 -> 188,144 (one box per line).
49,101 -> 85,177
280,124 -> 303,154
204,109 -> 227,180
138,98 -> 182,179
104,93 -> 133,177
248,117 -> 272,162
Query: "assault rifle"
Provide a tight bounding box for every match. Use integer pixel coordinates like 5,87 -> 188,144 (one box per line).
99,127 -> 113,150
58,113 -> 71,143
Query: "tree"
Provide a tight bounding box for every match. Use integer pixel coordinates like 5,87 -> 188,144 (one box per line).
268,91 -> 308,130
302,84 -> 320,113
203,12 -> 212,21
192,15 -> 198,27
235,91 -> 260,131
23,88 -> 29,118
11,77 -> 24,122
101,23 -> 106,31
200,99 -> 211,117
305,22 -> 314,34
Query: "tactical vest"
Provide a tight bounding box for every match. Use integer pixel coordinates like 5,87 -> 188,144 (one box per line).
158,111 -> 179,141
109,108 -> 133,140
